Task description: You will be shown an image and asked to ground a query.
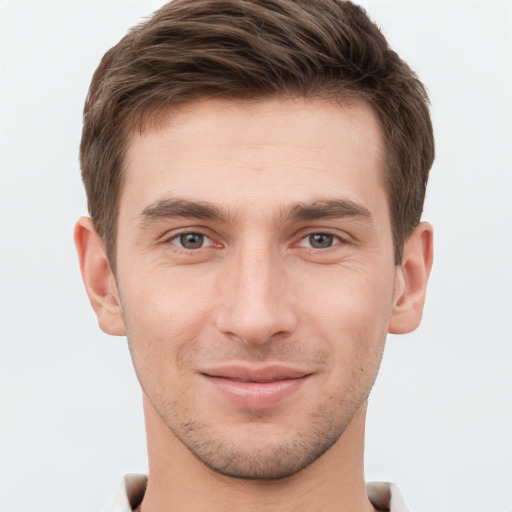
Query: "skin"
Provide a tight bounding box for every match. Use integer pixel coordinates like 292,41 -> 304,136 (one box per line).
75,97 -> 433,511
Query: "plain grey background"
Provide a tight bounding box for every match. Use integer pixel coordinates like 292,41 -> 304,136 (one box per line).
1,1 -> 511,511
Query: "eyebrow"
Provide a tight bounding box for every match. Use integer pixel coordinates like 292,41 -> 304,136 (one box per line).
137,197 -> 372,226
285,199 -> 372,222
138,199 -> 231,225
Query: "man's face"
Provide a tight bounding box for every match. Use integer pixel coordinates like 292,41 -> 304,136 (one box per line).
115,98 -> 400,479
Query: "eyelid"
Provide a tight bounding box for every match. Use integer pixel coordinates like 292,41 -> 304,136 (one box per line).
294,227 -> 352,246
159,227 -> 352,250
296,232 -> 341,248
172,232 -> 212,248
161,228 -> 218,248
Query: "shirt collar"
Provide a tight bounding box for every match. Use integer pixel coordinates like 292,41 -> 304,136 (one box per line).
104,474 -> 409,512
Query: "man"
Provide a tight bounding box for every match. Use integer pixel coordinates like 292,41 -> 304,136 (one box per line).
74,0 -> 434,510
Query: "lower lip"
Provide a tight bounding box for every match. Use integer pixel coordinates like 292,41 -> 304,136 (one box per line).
202,375 -> 311,409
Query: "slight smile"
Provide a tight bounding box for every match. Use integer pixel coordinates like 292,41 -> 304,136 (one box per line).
201,365 -> 314,409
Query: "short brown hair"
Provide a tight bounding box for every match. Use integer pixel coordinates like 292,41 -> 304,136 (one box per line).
80,0 -> 434,268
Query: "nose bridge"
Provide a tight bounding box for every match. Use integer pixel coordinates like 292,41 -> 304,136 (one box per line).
238,243 -> 275,312
215,238 -> 296,344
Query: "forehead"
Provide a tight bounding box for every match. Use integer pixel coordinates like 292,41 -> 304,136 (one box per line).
120,97 -> 387,219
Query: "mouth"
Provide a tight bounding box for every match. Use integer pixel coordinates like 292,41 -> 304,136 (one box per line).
200,365 -> 313,409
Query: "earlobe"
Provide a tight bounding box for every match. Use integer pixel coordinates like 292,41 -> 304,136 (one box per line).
388,222 -> 434,334
74,217 -> 126,336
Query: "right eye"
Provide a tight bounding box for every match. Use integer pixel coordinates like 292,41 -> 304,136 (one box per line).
169,232 -> 211,250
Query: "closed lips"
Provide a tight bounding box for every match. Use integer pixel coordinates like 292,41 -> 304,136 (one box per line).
201,366 -> 312,382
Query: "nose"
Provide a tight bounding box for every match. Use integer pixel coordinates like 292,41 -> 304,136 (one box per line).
214,243 -> 298,345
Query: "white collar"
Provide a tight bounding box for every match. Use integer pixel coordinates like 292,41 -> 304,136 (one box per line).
104,474 -> 409,512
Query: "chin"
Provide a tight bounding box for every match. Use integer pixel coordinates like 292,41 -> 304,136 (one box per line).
190,435 -> 339,480
167,407 -> 349,480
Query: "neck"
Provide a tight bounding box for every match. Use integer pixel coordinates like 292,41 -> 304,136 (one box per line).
140,395 -> 375,512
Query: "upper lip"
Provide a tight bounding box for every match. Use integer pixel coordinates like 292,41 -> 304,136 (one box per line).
201,365 -> 312,383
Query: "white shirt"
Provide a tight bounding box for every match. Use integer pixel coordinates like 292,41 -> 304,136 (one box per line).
103,474 -> 410,511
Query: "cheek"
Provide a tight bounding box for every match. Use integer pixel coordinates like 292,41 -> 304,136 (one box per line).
297,264 -> 393,368
298,262 -> 395,327
121,260 -> 215,330
119,268 -> 215,386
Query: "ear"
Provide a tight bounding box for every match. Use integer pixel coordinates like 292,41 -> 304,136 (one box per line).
388,222 -> 434,334
74,217 -> 126,336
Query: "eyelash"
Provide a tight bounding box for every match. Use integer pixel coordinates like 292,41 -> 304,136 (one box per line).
297,232 -> 344,249
167,231 -> 216,251
166,230 -> 346,252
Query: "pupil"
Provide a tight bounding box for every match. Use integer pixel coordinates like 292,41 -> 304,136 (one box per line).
180,233 -> 204,249
310,233 -> 333,248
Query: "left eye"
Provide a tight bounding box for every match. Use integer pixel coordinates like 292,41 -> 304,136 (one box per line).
170,232 -> 210,250
300,233 -> 341,249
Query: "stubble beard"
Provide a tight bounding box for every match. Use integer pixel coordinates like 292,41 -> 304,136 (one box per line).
128,324 -> 387,481
148,384 -> 372,481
